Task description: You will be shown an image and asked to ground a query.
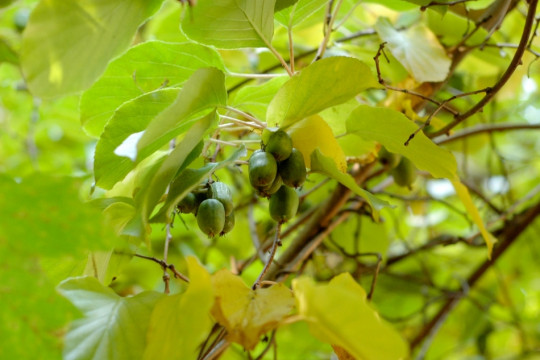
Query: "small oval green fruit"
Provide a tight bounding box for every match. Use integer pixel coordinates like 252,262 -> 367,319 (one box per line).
177,192 -> 197,214
249,151 -> 278,188
391,158 -> 417,188
256,174 -> 282,198
269,185 -> 299,223
220,211 -> 235,236
197,199 -> 225,237
378,147 -> 401,169
279,148 -> 307,188
208,181 -> 233,215
265,129 -> 292,161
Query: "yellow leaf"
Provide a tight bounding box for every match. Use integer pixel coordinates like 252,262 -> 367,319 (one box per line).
293,273 -> 409,360
144,257 -> 214,360
288,115 -> 347,172
211,269 -> 295,350
451,179 -> 497,259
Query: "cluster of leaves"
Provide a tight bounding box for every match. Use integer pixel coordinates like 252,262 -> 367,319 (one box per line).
1,0 -> 540,359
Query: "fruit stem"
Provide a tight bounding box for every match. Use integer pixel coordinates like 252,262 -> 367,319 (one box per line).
252,222 -> 282,289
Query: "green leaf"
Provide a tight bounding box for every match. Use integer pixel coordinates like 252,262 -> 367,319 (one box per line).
136,67 -> 226,163
0,38 -> 18,65
0,0 -> 15,8
275,0 -> 300,11
310,149 -> 389,220
346,105 -> 457,179
80,41 -> 224,136
144,257 -> 214,360
267,57 -> 380,128
181,0 -> 276,49
0,175 -> 116,257
231,76 -> 288,120
20,0 -> 164,98
375,18 -> 451,82
137,111 -> 217,227
293,273 -> 409,360
58,276 -> 163,360
275,0 -> 328,28
151,145 -> 247,223
94,88 -> 180,190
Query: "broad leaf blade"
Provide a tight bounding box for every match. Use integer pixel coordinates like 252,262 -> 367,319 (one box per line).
211,269 -> 295,350
231,76 -> 288,120
293,274 -> 409,360
275,0 -> 328,28
58,276 -> 163,360
81,41 -> 224,137
375,18 -> 451,82
94,88 -> 179,189
21,0 -> 163,98
346,105 -> 457,179
136,67 -> 226,163
144,257 -> 214,360
182,0 -> 276,49
267,57 -> 380,128
310,149 -> 389,220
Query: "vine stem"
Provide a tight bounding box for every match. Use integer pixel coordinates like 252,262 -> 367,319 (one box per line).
223,106 -> 266,127
429,0 -> 539,137
220,115 -> 264,129
253,223 -> 282,289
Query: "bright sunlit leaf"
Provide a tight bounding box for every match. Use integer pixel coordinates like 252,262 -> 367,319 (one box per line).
288,115 -> 347,172
268,57 -> 381,128
144,257 -> 214,360
375,18 -> 451,82
293,273 -> 409,360
211,269 -> 295,350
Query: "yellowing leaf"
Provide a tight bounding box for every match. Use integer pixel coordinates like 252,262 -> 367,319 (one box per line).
144,257 -> 214,360
211,269 -> 295,350
293,273 -> 409,360
375,18 -> 451,83
451,179 -> 497,258
288,115 -> 347,172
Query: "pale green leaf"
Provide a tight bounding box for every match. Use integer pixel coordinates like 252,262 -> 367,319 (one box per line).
293,273 -> 409,360
375,18 -> 451,82
80,41 -> 224,136
231,76 -> 289,120
136,67 -> 226,163
310,149 -> 389,220
58,276 -> 163,360
346,105 -> 457,179
275,0 -> 328,28
94,88 -> 179,189
21,0 -> 164,98
211,269 -> 295,350
181,0 -> 276,49
288,115 -> 347,172
267,57 -> 380,128
144,257 -> 214,360
0,39 -> 18,65
152,146 -> 247,223
426,9 -> 489,46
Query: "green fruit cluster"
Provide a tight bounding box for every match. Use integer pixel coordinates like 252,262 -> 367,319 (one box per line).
249,129 -> 306,223
176,181 -> 235,237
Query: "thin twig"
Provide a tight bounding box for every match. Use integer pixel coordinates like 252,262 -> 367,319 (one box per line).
435,123 -> 540,144
220,115 -> 265,129
227,72 -> 287,79
253,223 -> 282,289
429,0 -> 539,137
133,253 -> 190,283
313,0 -> 344,62
224,106 -> 266,127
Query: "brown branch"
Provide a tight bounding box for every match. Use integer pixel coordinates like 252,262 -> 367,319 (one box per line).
429,0 -> 539,138
409,199 -> 540,352
435,122 -> 540,144
253,223 -> 282,289
133,253 -> 190,283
